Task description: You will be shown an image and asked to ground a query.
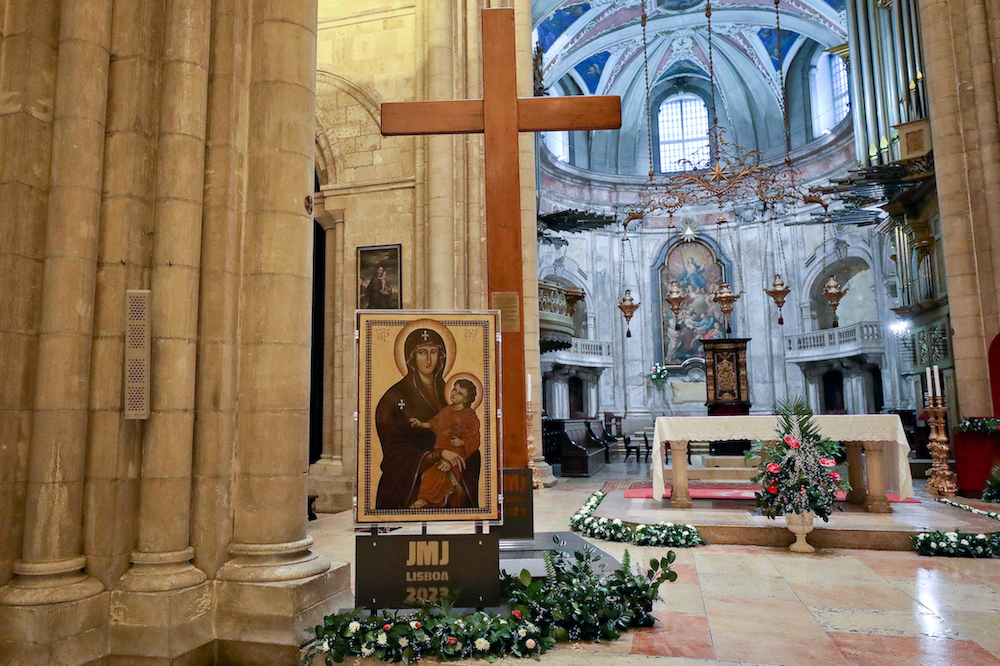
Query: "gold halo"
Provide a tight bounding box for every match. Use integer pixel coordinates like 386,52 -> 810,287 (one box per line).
393,319 -> 457,378
445,372 -> 484,411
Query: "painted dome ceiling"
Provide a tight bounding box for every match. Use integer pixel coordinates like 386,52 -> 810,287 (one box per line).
532,0 -> 849,174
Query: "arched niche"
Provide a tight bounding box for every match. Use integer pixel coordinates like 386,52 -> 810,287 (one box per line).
808,256 -> 876,330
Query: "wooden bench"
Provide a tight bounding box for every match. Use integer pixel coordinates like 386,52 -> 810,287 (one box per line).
544,418 -> 617,477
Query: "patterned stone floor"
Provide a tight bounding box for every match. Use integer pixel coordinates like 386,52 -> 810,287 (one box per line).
309,464 -> 1000,665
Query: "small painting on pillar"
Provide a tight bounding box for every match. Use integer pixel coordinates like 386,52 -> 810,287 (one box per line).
358,244 -> 402,309
356,311 -> 501,523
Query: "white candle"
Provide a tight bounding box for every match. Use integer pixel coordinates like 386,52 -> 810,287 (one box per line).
933,365 -> 942,399
926,367 -> 934,398
526,372 -> 532,403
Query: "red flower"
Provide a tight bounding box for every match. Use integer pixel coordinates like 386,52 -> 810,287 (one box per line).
383,623 -> 392,631
513,610 -> 522,619
819,458 -> 836,467
413,621 -> 421,629
767,485 -> 778,494
766,462 -> 781,473
830,471 -> 842,481
446,637 -> 458,645
784,435 -> 800,449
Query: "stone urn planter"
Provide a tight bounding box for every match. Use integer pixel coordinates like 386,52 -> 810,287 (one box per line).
785,511 -> 816,553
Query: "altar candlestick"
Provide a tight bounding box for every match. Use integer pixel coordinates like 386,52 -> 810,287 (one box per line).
933,365 -> 942,399
926,367 -> 934,398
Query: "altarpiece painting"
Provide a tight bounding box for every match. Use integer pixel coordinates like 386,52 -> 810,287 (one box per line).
356,312 -> 501,523
659,240 -> 727,365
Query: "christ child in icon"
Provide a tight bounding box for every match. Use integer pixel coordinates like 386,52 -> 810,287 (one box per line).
407,378 -> 481,508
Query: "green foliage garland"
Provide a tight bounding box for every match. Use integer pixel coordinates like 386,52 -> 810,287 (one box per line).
301,540 -> 677,664
954,417 -> 1000,433
746,397 -> 851,521
911,498 -> 1000,558
570,491 -> 706,547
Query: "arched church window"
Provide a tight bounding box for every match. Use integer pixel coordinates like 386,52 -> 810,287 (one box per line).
657,93 -> 710,172
810,52 -> 850,136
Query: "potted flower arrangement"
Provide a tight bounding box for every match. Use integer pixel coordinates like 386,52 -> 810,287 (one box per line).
952,418 -> 1000,498
746,397 -> 851,552
648,363 -> 669,388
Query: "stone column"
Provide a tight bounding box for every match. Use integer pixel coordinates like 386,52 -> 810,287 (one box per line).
120,0 -> 210,594
425,0 -> 455,308
191,0 -> 247,580
218,0 -> 330,583
845,441 -> 867,504
309,198 -> 353,513
0,0 -> 59,592
863,441 -> 892,513
669,439 -> 692,509
0,0 -> 110,606
920,0 -> 994,416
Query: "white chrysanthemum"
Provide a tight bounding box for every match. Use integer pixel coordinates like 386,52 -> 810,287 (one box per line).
475,638 -> 490,651
518,628 -> 527,638
348,621 -> 360,634
321,639 -> 331,651
361,644 -> 374,657
398,637 -> 409,648
377,632 -> 387,646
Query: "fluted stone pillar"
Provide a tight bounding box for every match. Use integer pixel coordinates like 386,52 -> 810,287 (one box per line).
119,0 -> 210,594
218,0 -> 330,583
0,0 -> 110,606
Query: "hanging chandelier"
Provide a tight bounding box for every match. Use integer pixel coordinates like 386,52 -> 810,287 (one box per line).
631,0 -> 819,223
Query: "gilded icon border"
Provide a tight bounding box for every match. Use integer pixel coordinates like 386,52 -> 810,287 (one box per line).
356,311 -> 501,523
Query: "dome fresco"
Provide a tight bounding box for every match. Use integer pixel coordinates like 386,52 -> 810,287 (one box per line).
532,0 -> 848,173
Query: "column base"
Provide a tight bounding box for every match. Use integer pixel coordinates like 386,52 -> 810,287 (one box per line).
308,460 -> 355,514
109,582 -> 213,660
532,459 -> 557,487
0,557 -> 104,605
119,547 -> 208,592
216,560 -> 352,653
0,590 -> 109,664
217,536 -> 332,583
864,495 -> 893,513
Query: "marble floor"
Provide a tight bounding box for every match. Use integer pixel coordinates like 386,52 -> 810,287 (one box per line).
309,465 -> 1000,666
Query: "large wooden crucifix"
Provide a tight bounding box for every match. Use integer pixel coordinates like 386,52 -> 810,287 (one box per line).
381,7 -> 621,468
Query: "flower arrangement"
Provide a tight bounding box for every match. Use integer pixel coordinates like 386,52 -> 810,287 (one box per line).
910,499 -> 1000,558
746,397 -> 851,521
648,363 -> 670,387
954,417 -> 1000,433
911,531 -> 1000,557
570,491 -> 706,547
983,464 -> 1000,502
302,602 -> 550,664
301,539 -> 677,664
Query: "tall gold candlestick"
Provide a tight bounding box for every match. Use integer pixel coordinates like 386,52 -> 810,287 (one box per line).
925,394 -> 957,497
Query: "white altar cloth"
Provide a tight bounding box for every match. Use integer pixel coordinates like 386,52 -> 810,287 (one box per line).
652,414 -> 913,505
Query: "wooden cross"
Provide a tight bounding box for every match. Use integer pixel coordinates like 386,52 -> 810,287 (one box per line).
381,7 -> 621,468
